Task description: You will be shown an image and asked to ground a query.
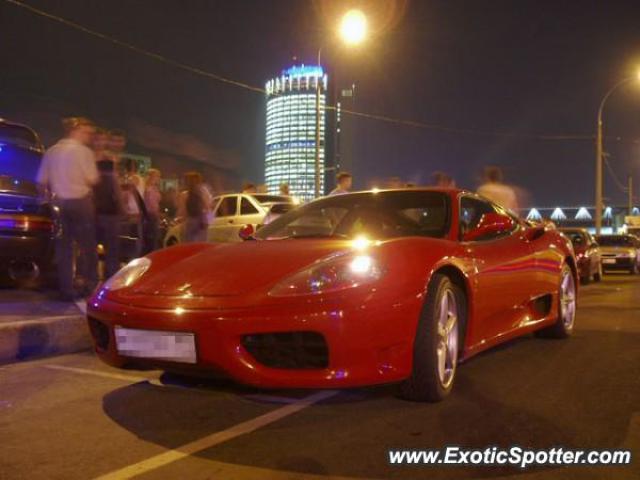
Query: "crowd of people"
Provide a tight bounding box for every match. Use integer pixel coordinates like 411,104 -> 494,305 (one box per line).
37,116 -> 213,300
328,168 -> 520,213
36,116 -> 521,301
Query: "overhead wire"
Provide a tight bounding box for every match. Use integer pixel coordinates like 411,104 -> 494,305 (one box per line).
1,0 -> 631,143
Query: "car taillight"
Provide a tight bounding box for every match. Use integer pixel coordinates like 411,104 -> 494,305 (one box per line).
0,215 -> 54,233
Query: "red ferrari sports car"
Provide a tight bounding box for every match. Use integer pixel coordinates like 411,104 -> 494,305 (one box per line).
88,189 -> 577,402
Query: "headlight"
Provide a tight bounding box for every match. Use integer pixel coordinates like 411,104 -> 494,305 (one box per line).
269,253 -> 384,296
103,257 -> 151,291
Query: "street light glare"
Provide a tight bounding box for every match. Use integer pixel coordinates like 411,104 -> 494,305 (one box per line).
340,9 -> 367,46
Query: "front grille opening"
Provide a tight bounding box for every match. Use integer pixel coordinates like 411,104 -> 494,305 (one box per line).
241,331 -> 329,369
531,294 -> 552,318
88,317 -> 110,351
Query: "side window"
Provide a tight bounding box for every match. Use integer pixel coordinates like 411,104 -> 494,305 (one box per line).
459,196 -> 496,239
215,197 -> 237,217
240,197 -> 259,215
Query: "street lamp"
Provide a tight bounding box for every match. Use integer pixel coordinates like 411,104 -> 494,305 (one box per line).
314,9 -> 367,198
595,70 -> 640,233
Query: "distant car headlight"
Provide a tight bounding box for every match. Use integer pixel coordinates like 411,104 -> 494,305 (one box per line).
269,253 -> 385,296
103,257 -> 151,291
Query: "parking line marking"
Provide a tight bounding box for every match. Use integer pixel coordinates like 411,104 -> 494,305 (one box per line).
242,393 -> 301,404
43,365 -> 149,383
92,389 -> 338,480
74,299 -> 87,315
43,364 -> 238,394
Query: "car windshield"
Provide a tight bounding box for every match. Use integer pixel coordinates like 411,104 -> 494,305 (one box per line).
596,235 -> 634,247
252,194 -> 293,204
561,231 -> 586,245
255,191 -> 450,240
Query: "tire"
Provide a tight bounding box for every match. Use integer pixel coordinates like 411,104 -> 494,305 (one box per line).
593,262 -> 603,282
536,264 -> 576,339
399,274 -> 466,402
580,273 -> 590,285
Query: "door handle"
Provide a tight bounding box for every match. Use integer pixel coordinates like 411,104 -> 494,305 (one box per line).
228,220 -> 234,224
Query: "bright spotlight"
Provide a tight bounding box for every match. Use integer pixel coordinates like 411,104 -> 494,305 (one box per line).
339,9 -> 367,46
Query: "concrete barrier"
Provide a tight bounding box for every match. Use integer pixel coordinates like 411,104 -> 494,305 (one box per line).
0,315 -> 91,364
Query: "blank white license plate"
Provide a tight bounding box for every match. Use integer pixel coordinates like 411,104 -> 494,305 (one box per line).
603,259 -> 616,264
114,327 -> 196,364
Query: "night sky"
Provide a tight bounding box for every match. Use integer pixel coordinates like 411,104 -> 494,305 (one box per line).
2,0 -> 640,207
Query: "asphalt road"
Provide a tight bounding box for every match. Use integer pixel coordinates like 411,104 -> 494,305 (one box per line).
1,274 -> 639,480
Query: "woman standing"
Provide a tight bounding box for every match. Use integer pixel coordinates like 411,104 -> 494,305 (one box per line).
143,168 -> 162,253
178,172 -> 212,243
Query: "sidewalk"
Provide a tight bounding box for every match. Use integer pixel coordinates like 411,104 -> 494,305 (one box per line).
0,288 -> 91,364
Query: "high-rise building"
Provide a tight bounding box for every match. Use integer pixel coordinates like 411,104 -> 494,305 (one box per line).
265,65 -> 327,202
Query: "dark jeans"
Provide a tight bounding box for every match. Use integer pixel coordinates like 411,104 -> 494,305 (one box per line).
184,217 -> 207,243
143,215 -> 160,254
96,214 -> 121,279
56,197 -> 98,296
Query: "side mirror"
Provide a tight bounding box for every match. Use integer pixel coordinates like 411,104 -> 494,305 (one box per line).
238,224 -> 255,241
463,213 -> 515,242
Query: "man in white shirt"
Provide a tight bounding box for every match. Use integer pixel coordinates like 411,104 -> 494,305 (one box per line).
37,117 -> 99,300
329,172 -> 353,196
477,166 -> 519,213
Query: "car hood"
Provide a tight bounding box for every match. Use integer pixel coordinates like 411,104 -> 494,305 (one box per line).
132,239 -> 350,297
600,246 -> 636,256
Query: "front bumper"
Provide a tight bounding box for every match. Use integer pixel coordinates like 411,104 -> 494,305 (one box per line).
601,257 -> 636,270
87,292 -> 420,389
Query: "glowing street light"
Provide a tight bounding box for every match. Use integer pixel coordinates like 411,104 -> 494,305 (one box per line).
314,10 -> 368,198
594,69 -> 640,233
339,9 -> 367,46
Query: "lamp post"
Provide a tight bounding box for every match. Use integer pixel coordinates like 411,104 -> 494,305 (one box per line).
629,175 -> 634,216
314,47 -> 323,199
595,74 -> 639,233
314,9 -> 367,198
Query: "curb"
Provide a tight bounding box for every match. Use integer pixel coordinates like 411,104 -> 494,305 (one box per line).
0,314 -> 91,364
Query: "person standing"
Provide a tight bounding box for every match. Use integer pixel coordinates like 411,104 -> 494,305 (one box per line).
431,171 -> 456,188
242,182 -> 257,194
143,168 -> 162,254
477,166 -> 519,212
177,172 -> 212,243
279,183 -> 290,196
329,172 -> 353,196
93,128 -> 124,280
37,117 -> 99,300
112,132 -> 147,258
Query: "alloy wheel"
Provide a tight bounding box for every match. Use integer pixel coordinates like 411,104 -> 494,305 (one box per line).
436,289 -> 459,389
560,269 -> 576,331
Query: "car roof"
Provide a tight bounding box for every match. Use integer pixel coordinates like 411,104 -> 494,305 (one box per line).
0,118 -> 44,151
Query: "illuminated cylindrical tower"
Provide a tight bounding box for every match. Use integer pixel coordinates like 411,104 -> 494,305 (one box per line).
265,65 -> 327,202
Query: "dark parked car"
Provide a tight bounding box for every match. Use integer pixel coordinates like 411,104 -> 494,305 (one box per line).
559,228 -> 602,284
0,119 -> 56,281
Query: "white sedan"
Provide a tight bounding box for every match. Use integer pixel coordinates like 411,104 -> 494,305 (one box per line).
163,193 -> 296,246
